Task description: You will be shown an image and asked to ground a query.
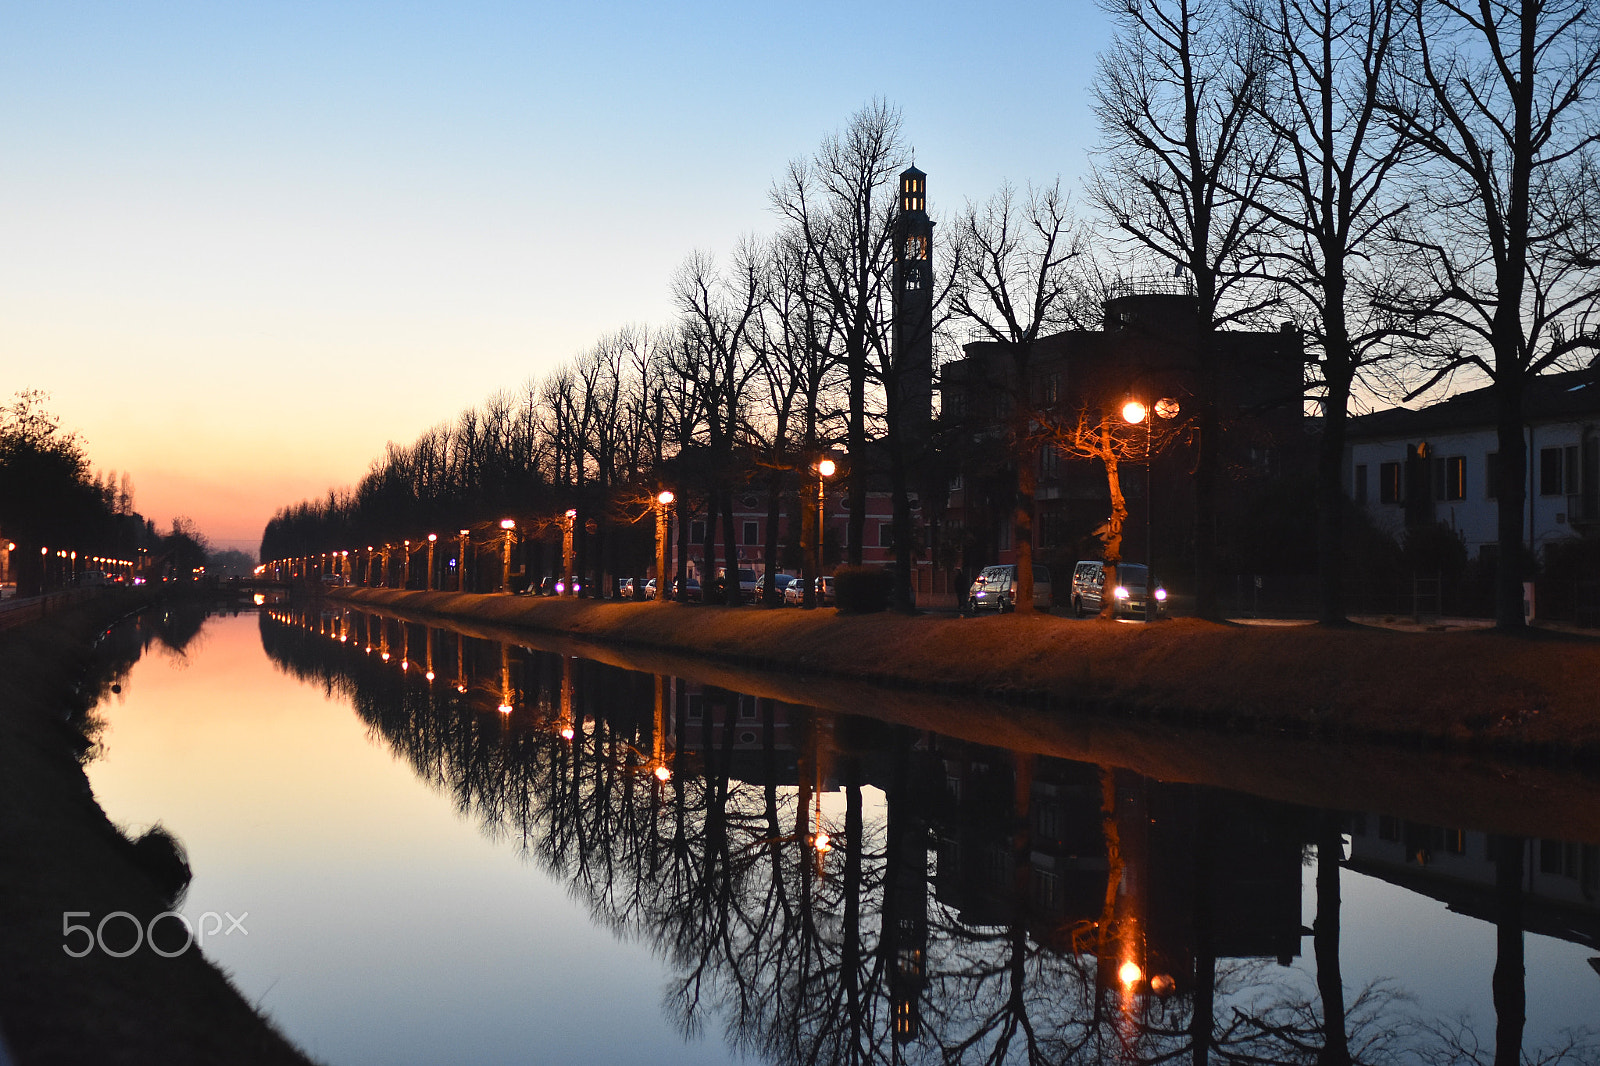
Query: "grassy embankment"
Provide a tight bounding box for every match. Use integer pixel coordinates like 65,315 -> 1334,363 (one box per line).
333,588 -> 1600,760
0,593 -> 315,1066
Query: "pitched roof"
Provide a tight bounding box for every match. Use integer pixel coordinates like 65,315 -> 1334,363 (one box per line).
1347,369 -> 1600,440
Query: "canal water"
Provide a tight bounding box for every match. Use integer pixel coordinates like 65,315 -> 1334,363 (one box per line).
83,605 -> 1600,1065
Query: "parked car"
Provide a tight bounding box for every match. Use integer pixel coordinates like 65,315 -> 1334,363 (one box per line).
643,578 -> 657,600
617,577 -> 643,599
781,576 -> 836,606
1070,560 -> 1166,619
965,564 -> 1052,613
671,577 -> 702,602
769,573 -> 797,602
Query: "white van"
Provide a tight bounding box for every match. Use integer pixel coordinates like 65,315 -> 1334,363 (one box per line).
965,564 -> 1052,613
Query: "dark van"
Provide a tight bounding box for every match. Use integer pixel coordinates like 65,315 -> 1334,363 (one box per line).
1070,560 -> 1166,618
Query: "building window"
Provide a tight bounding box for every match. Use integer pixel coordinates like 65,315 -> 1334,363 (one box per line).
743,521 -> 759,545
1379,462 -> 1402,505
878,523 -> 894,548
1436,456 -> 1466,501
691,520 -> 706,543
1033,869 -> 1062,911
1541,447 -> 1565,495
1040,446 -> 1059,479
1038,372 -> 1061,405
997,519 -> 1012,551
686,694 -> 704,721
737,695 -> 757,720
1354,464 -> 1368,504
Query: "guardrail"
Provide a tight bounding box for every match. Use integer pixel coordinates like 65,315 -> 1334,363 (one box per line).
0,587 -> 108,631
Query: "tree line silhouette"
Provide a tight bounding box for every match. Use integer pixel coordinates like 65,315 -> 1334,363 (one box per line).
263,3 -> 1600,626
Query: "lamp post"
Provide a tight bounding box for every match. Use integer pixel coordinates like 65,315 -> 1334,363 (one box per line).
810,458 -> 836,609
1121,398 -> 1179,620
402,540 -> 411,588
457,530 -> 469,591
500,519 -> 516,592
656,491 -> 674,604
562,510 -> 577,595
426,534 -> 437,591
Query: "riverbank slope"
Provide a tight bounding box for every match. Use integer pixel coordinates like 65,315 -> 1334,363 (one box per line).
332,588 -> 1600,763
0,595 -> 315,1065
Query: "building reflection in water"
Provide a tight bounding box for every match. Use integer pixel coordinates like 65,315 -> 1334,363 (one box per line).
261,605 -> 1600,1066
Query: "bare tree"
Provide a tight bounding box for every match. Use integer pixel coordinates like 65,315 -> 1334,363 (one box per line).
1091,0 -> 1282,620
674,244 -> 766,605
1045,401 -> 1187,617
771,101 -> 906,567
1241,0 -> 1412,625
1384,0 -> 1600,628
951,180 -> 1088,614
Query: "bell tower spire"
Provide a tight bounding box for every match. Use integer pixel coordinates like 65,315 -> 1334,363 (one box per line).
893,165 -> 933,446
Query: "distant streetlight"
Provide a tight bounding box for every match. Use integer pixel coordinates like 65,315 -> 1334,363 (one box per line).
426,533 -> 437,591
562,510 -> 577,596
655,490 -> 674,604
808,457 -> 837,609
500,519 -> 515,592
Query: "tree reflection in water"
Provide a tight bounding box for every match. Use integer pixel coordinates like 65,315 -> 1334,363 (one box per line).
259,606 -> 1599,1066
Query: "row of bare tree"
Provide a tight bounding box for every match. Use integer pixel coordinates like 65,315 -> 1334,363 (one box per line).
266,0 -> 1600,627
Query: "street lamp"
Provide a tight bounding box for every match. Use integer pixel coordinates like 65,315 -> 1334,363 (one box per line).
809,457 -> 837,609
426,533 -> 437,591
402,539 -> 411,588
500,519 -> 516,592
562,510 -> 577,596
457,530 -> 470,591
1122,397 -> 1179,620
655,491 -> 675,605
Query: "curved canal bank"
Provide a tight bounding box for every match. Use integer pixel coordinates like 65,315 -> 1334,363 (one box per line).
0,594 -> 314,1065
330,588 -> 1600,765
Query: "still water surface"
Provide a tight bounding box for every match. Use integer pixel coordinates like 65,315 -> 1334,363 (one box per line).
85,607 -> 1600,1065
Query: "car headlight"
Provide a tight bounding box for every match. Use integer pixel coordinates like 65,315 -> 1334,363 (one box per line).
1154,587 -> 1168,601
1114,586 -> 1130,599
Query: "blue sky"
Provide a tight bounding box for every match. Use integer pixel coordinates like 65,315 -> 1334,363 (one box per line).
0,1 -> 1113,549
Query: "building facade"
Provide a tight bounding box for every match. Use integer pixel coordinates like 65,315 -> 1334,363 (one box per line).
1345,370 -> 1600,561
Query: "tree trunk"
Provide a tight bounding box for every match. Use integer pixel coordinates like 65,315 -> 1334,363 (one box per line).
1314,813 -> 1350,1066
1495,380 -> 1528,628
762,470 -> 783,606
1100,433 -> 1129,620
1015,441 -> 1037,615
1492,835 -> 1526,1066
847,345 -> 867,567
1317,375 -> 1352,625
721,491 -> 739,606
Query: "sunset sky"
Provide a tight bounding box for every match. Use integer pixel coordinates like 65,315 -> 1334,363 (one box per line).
1,1 -> 1110,552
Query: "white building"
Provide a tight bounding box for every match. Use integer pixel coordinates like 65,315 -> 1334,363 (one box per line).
1346,370 -> 1600,560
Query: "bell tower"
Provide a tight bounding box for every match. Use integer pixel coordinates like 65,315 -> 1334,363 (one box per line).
893,166 -> 934,448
